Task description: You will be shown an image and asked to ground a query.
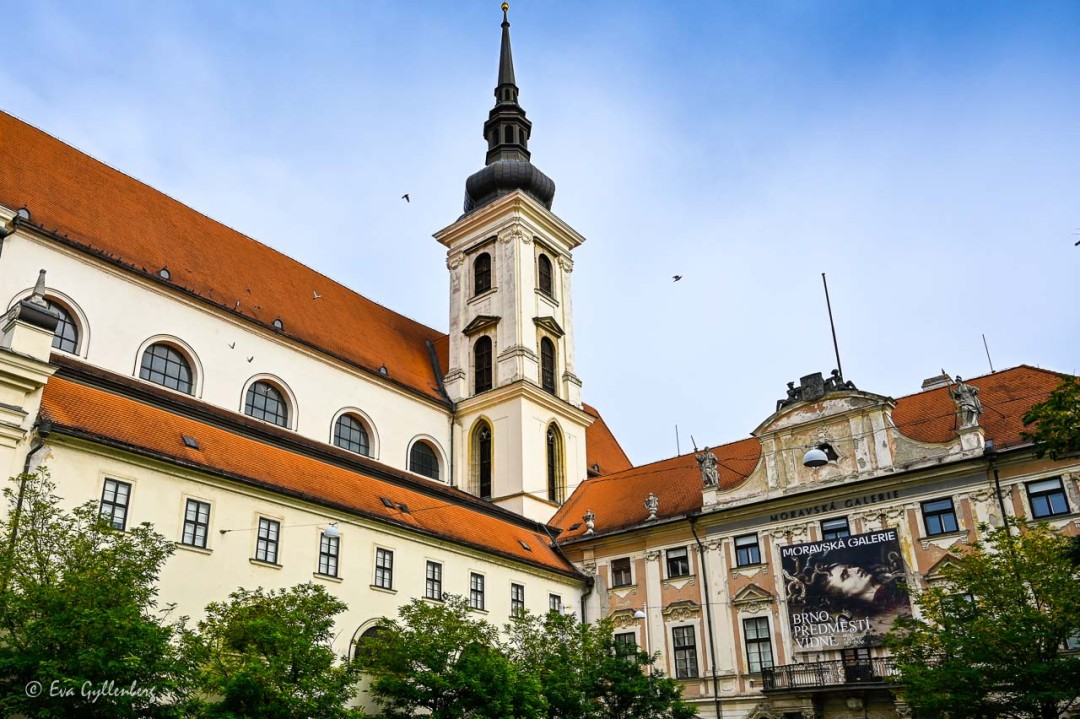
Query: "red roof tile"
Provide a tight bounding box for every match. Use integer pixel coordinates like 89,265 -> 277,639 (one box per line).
582,403 -> 632,475
0,111 -> 448,401
554,366 -> 1066,539
39,376 -> 576,576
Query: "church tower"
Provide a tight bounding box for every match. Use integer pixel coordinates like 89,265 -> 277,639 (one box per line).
435,4 -> 593,522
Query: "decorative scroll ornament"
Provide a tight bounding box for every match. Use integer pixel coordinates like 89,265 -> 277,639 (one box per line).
644,549 -> 662,562
499,225 -> 526,244
557,255 -> 574,273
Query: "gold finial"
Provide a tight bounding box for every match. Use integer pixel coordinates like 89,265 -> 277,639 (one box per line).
502,3 -> 509,12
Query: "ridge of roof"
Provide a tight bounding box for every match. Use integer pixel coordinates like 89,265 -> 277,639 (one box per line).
0,109 -> 450,401
39,374 -> 578,577
890,364 -> 1070,402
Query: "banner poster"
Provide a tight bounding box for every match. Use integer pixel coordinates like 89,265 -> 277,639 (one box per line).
780,528 -> 911,652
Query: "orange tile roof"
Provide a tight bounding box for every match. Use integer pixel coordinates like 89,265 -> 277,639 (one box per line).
553,366 -> 1066,539
39,376 -> 577,576
582,403 -> 632,475
0,111 -> 448,401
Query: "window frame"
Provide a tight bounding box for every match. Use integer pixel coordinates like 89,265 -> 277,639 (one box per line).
1026,477 -> 1071,519
318,532 -> 340,577
540,337 -> 557,394
473,420 -> 493,499
470,572 -> 486,610
333,413 -> 371,456
743,616 -> 774,674
243,379 -> 290,428
99,478 -> 132,531
138,342 -> 194,395
610,557 -> 633,587
537,253 -> 554,296
425,560 -> 443,601
473,251 -> 492,296
374,547 -> 394,590
922,497 -> 960,536
820,516 -> 851,541
409,440 -> 441,481
255,517 -> 281,564
672,625 -> 700,679
614,631 -> 638,656
734,534 -> 761,567
666,546 -> 691,578
181,498 -> 211,548
45,298 -> 80,355
510,582 -> 525,617
546,424 -> 565,504
474,335 -> 493,394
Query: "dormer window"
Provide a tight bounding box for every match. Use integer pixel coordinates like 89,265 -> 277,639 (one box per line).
474,253 -> 492,295
537,254 -> 553,296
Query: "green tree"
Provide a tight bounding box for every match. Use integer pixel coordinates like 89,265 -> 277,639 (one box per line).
506,611 -> 696,719
0,468 -> 191,718
886,520 -> 1080,718
356,595 -> 543,719
1022,375 -> 1080,460
189,582 -> 362,719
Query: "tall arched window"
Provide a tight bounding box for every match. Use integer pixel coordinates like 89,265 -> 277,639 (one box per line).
244,381 -> 289,428
46,300 -> 78,354
537,254 -> 553,296
540,338 -> 556,395
354,625 -> 384,661
474,336 -> 493,394
546,424 -> 565,504
333,414 -> 370,456
139,343 -> 193,394
472,421 -> 493,499
474,252 -> 492,295
410,441 -> 440,480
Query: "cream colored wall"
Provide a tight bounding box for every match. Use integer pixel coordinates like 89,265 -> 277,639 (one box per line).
34,437 -> 584,655
0,233 -> 452,480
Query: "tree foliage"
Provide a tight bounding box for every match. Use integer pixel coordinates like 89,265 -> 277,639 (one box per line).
188,582 -> 362,719
0,468 -> 191,718
1022,375 -> 1080,460
886,520 -> 1080,719
359,596 -> 696,719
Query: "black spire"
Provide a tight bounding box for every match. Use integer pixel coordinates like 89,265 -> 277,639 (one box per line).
463,3 -> 555,215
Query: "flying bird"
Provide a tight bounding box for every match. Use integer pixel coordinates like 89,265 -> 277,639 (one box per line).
401,193 -> 410,203
672,275 -> 683,282
233,300 -> 241,309
228,342 -> 235,349
246,356 -> 254,363
313,290 -> 323,300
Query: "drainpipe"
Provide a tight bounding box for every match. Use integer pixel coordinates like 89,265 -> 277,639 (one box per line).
983,440 -> 1010,527
3,421 -> 52,591
689,514 -> 723,719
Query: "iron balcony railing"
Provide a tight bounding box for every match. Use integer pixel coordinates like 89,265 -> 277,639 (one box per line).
761,657 -> 899,691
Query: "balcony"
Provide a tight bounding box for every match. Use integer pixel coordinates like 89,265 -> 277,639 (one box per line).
761,658 -> 899,692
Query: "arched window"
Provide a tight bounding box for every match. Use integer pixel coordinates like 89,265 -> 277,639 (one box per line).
244,381 -> 289,428
139,343 -> 193,394
472,421 -> 493,499
537,254 -> 553,296
540,338 -> 556,395
474,252 -> 492,295
410,441 -> 440,480
333,414 -> 370,456
354,625 -> 384,661
46,300 -> 78,354
547,424 -> 565,504
474,336 -> 493,394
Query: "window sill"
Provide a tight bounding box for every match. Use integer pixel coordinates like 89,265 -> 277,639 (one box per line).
313,572 -> 343,583
468,287 -> 498,305
535,288 -> 559,306
423,595 -> 445,604
175,542 -> 212,556
611,582 -> 636,592
920,529 -> 967,542
250,558 -> 282,569
664,573 -> 694,583
734,561 -> 766,570
1029,510 -> 1078,522
370,584 -> 397,594
470,606 -> 488,614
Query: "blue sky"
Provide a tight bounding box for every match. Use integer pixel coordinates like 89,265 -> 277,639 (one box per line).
2,1 -> 1078,464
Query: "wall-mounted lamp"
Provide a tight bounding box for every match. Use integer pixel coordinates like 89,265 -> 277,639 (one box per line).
802,446 -> 829,468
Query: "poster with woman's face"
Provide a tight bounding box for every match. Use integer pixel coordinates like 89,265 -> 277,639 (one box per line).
780,528 -> 911,652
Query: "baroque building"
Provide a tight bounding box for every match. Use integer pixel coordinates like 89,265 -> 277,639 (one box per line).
0,8 -> 1075,719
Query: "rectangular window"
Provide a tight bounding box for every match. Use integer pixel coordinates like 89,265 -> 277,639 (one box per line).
255,517 -> 280,564
511,583 -> 525,617
470,573 -> 485,610
426,561 -> 443,600
318,532 -> 339,577
1066,631 -> 1080,651
99,479 -> 132,530
666,547 -> 690,578
181,498 -> 210,548
734,534 -> 761,567
743,617 -> 774,673
549,594 -> 562,613
821,516 -> 850,540
374,547 -> 394,589
614,631 -> 637,656
672,626 -> 699,679
922,498 -> 959,536
1027,477 -> 1070,518
611,557 -> 633,587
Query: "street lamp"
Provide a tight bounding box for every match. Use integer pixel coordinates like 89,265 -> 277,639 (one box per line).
634,604 -> 651,669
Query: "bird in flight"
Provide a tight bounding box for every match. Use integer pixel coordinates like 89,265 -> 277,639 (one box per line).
672,275 -> 683,282
401,193 -> 410,203
313,290 -> 323,300
228,342 -> 235,349
246,356 -> 254,363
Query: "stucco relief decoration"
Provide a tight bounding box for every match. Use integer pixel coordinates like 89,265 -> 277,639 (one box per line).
644,550 -> 662,563
582,509 -> 596,536
952,376 -> 983,429
661,601 -> 701,622
746,702 -> 778,719
499,225 -> 526,244
610,610 -> 638,629
581,562 -> 597,577
446,253 -> 464,270
557,255 -> 573,273
644,493 -> 660,521
695,447 -> 720,488
770,523 -> 809,540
